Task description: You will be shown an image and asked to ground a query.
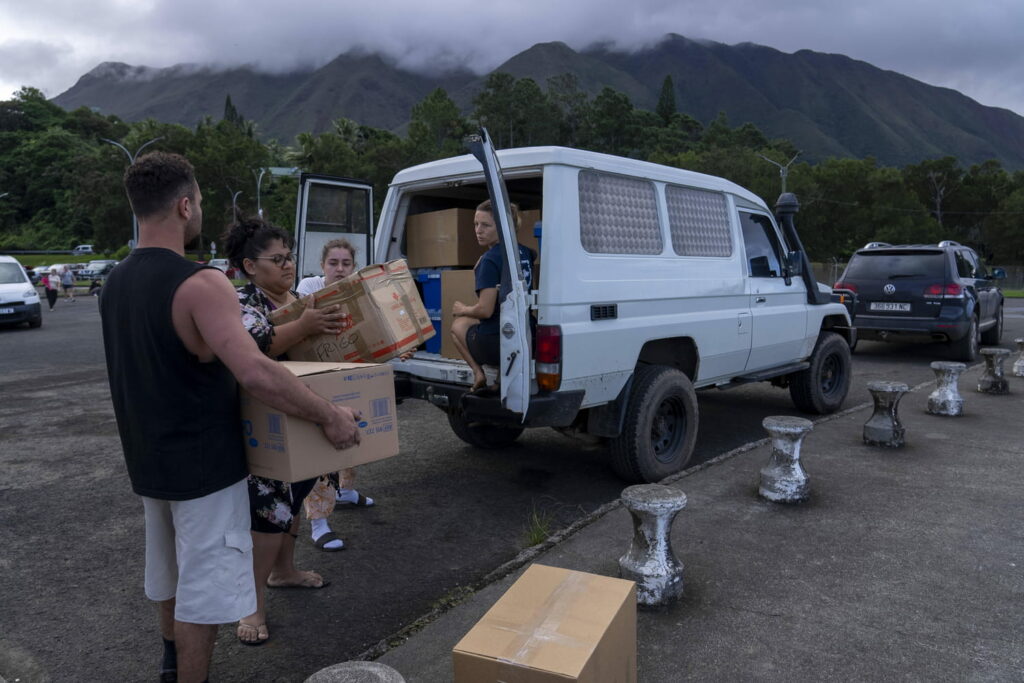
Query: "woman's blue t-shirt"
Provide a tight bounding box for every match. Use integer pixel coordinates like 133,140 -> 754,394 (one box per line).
474,243 -> 535,335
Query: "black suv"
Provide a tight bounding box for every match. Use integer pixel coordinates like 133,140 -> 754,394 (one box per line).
834,241 -> 1005,361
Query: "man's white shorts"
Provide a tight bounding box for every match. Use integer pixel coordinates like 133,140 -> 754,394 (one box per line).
142,478 -> 256,624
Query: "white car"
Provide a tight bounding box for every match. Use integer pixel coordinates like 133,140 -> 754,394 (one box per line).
0,255 -> 42,328
367,138 -> 855,482
207,258 -> 231,273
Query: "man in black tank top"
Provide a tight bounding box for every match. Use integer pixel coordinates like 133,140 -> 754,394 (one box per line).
101,152 -> 363,683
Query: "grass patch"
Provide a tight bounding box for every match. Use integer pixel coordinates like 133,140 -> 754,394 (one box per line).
522,504 -> 555,548
1003,289 -> 1024,298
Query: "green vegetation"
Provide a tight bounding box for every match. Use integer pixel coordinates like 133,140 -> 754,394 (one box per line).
522,504 -> 555,548
2,79 -> 1023,264
1003,290 -> 1024,298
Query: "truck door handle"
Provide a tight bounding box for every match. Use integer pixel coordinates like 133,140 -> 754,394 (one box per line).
755,296 -> 767,303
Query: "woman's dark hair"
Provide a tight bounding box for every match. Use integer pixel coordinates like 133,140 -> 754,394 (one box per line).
221,215 -> 293,274
476,199 -> 520,230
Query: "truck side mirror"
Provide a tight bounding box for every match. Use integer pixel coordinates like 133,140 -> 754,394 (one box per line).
786,251 -> 803,277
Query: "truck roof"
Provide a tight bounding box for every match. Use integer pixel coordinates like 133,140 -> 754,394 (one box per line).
390,146 -> 767,209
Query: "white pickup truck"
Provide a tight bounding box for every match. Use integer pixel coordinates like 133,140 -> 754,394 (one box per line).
322,133 -> 855,482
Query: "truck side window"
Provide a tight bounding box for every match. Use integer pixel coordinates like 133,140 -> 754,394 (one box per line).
739,212 -> 784,278
578,170 -> 662,255
666,185 -> 732,257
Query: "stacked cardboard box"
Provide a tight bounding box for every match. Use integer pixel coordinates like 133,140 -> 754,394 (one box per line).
406,208 -> 486,268
440,269 -> 478,359
269,259 -> 434,363
453,564 -> 637,682
240,361 -> 399,483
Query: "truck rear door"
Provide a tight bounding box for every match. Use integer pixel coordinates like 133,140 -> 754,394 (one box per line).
465,131 -> 532,418
294,174 -> 374,282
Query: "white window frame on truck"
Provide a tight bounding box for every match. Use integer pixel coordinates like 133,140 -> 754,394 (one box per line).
293,174 -> 374,284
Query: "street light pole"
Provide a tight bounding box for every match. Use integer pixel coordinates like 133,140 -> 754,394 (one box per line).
758,151 -> 801,194
102,136 -> 163,247
231,190 -> 243,219
253,168 -> 266,217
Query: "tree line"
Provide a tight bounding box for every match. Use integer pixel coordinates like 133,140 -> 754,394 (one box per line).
1,73 -> 1022,263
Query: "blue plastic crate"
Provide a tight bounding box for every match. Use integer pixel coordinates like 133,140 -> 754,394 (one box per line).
414,269 -> 444,311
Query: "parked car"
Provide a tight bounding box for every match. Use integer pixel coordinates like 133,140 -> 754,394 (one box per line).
0,255 -> 42,328
28,265 -> 52,285
72,244 -> 94,255
79,259 -> 118,279
207,258 -> 230,273
834,241 -> 1004,361
368,138 -> 855,483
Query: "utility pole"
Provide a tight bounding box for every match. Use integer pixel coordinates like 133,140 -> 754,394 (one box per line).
102,137 -> 164,247
758,152 -> 801,194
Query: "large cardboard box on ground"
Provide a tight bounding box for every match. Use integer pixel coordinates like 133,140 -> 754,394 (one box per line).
440,269 -> 478,359
406,208 -> 487,268
240,361 -> 398,483
269,259 -> 434,363
453,564 -> 637,683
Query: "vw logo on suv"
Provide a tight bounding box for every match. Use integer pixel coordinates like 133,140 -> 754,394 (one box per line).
883,284 -> 896,295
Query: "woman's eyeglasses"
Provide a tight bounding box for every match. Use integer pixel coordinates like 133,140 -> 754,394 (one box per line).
253,253 -> 296,267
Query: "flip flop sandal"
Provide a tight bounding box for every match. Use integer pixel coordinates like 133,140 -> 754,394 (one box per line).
313,531 -> 345,552
266,576 -> 332,589
335,493 -> 374,508
237,622 -> 269,646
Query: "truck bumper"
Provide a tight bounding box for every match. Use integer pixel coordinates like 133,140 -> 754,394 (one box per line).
395,374 -> 584,428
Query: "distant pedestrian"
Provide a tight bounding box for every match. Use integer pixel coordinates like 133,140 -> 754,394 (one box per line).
88,279 -> 102,297
60,266 -> 75,301
44,268 -> 60,310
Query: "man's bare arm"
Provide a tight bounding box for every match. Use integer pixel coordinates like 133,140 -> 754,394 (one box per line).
174,270 -> 360,447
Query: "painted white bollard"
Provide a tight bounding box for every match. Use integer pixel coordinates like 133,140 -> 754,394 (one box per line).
863,381 -> 909,448
1012,338 -> 1024,378
619,484 -> 687,607
304,662 -> 405,683
927,361 -> 966,416
759,416 -> 813,503
978,347 -> 1011,395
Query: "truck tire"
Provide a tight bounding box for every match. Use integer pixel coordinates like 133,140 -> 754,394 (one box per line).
949,316 -> 980,362
447,412 -> 524,449
609,365 -> 699,483
789,332 -> 851,414
980,305 -> 1003,346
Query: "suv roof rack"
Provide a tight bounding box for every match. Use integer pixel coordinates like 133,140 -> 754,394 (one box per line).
937,240 -> 961,247
863,241 -> 892,249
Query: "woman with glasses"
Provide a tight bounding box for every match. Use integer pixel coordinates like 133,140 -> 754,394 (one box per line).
223,216 -> 346,646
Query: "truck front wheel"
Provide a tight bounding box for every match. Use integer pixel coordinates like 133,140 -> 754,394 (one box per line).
789,332 -> 851,414
447,412 -> 524,449
609,365 -> 699,483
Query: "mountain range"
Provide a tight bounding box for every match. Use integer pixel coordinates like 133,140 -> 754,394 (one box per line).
52,34 -> 1024,169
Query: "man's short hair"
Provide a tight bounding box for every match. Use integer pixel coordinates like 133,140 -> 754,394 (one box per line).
124,152 -> 196,220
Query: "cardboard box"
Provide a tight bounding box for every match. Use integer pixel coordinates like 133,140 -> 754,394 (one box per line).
406,208 -> 487,268
270,259 -> 434,363
453,564 -> 637,683
240,361 -> 399,483
518,208 -> 542,255
440,269 -> 478,359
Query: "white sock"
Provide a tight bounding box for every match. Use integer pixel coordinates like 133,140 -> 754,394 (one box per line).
310,518 -> 343,549
336,488 -> 373,505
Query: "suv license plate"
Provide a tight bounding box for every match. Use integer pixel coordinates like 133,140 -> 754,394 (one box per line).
0,307 -> 14,314
869,302 -> 911,312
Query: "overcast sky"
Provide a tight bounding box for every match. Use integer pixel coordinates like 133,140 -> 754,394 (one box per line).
1,0 -> 1022,116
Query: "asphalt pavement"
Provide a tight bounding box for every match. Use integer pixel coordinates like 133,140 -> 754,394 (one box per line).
376,361 -> 1024,682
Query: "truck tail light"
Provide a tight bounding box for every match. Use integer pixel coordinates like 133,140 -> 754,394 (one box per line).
535,325 -> 561,392
923,283 -> 963,298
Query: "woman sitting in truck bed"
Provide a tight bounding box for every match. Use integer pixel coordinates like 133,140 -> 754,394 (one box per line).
450,199 -> 535,392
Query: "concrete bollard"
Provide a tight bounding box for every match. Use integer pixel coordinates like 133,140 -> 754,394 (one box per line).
1013,338 -> 1024,378
978,347 -> 1011,395
863,381 -> 909,448
927,361 -> 966,416
618,484 -> 688,607
759,416 -> 813,503
304,662 -> 406,683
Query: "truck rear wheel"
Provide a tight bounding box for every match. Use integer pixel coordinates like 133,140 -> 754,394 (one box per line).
789,332 -> 851,414
447,412 -> 524,449
609,365 -> 699,483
